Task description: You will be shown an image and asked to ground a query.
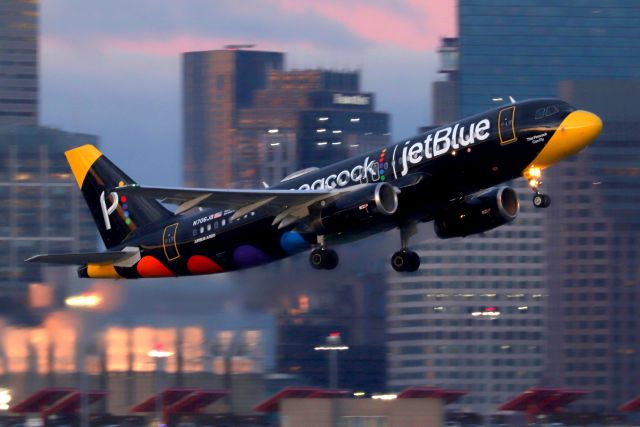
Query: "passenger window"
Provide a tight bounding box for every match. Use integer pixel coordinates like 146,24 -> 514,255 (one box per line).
545,105 -> 559,116
535,108 -> 545,120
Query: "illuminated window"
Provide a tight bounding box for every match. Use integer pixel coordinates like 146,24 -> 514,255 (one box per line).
181,327 -> 204,373
106,327 -> 130,372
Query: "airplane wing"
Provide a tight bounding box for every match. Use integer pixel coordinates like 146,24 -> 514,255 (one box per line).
113,176 -> 425,230
113,185 -> 337,226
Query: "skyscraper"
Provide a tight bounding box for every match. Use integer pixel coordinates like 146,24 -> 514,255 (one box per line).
236,69 -> 389,187
457,0 -> 640,117
0,127 -> 96,316
0,0 -> 39,125
386,195 -> 547,414
455,0 -> 640,412
545,80 -> 640,411
182,48 -> 284,188
388,0 -> 640,414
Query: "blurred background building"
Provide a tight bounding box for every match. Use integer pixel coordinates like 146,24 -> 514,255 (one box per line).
546,81 -> 640,411
0,0 -> 96,323
388,0 -> 640,414
273,269 -> 387,394
457,0 -> 640,117
0,0 -> 38,126
237,69 -> 389,187
182,48 -> 284,189
0,127 -> 96,320
455,0 -> 640,412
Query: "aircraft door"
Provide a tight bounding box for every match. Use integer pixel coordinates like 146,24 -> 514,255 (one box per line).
498,106 -> 517,144
162,223 -> 180,261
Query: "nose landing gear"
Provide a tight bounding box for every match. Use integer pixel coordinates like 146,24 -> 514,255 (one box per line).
526,167 -> 551,208
532,192 -> 551,208
391,223 -> 421,272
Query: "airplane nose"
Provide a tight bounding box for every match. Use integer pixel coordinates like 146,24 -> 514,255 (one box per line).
559,110 -> 603,151
528,110 -> 603,169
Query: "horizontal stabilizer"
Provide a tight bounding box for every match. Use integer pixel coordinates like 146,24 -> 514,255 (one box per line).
26,250 -> 137,266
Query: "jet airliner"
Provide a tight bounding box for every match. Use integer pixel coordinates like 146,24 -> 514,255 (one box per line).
28,99 -> 602,277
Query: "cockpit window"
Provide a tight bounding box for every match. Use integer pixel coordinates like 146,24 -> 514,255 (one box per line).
545,105 -> 559,117
535,108 -> 545,120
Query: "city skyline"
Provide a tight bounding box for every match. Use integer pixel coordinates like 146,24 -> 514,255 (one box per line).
40,0 -> 455,187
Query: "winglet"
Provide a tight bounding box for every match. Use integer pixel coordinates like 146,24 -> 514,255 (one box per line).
65,144 -> 103,188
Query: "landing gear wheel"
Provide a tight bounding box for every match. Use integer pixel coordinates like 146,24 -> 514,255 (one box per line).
532,193 -> 551,208
391,250 -> 420,272
309,248 -> 339,270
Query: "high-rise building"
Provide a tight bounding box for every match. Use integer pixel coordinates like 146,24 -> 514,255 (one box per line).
545,80 -> 640,412
182,48 -> 284,188
0,127 -> 96,316
0,0 -> 39,126
273,270 -> 388,394
386,194 -> 547,414
455,0 -> 640,412
388,0 -> 640,414
236,69 -> 389,187
432,37 -> 458,126
457,0 -> 640,117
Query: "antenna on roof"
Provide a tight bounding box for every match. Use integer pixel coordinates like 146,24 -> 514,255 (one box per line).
509,96 -> 516,104
224,44 -> 256,50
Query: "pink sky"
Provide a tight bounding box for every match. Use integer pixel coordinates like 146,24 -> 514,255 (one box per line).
49,0 -> 456,57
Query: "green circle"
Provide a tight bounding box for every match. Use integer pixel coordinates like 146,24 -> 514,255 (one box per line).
125,218 -> 132,225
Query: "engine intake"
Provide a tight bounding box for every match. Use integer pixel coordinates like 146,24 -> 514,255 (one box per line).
434,186 -> 519,239
313,182 -> 398,233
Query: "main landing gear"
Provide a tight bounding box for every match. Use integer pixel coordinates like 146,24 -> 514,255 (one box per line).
391,223 -> 421,273
309,236 -> 338,270
526,167 -> 551,208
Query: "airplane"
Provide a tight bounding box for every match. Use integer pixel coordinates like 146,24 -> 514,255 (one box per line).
27,98 -> 602,277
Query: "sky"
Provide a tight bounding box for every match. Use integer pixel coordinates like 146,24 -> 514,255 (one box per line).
40,0 -> 456,186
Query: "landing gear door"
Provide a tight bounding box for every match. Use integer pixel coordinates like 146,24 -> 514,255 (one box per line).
498,106 -> 517,144
163,223 -> 180,261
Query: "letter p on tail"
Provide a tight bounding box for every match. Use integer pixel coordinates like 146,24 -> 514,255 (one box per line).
65,145 -> 173,249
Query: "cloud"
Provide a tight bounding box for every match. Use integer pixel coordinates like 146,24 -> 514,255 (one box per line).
274,0 -> 454,51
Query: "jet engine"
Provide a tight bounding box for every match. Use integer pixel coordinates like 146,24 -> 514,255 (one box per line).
434,186 -> 519,239
312,182 -> 398,234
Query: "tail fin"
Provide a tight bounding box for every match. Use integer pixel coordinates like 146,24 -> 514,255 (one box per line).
66,144 -> 173,249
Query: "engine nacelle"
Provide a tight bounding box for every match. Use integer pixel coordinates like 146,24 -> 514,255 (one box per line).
313,182 -> 399,234
434,186 -> 519,239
